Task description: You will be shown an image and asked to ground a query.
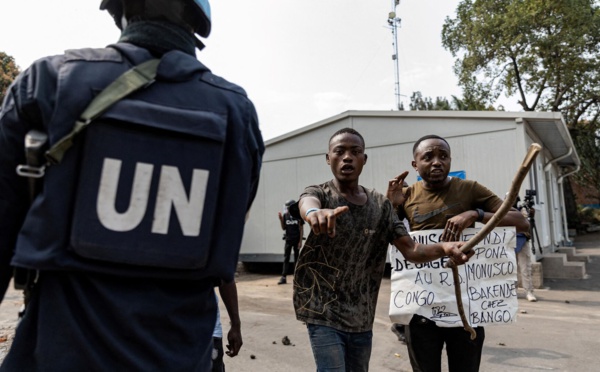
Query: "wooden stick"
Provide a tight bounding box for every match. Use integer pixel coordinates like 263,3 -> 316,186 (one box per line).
448,143 -> 542,339
452,143 -> 542,257
452,265 -> 476,339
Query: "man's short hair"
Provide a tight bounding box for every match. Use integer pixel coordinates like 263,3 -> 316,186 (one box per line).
329,127 -> 365,148
412,134 -> 450,155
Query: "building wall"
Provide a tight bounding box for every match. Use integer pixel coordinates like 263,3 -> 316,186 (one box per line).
241,114 -> 551,262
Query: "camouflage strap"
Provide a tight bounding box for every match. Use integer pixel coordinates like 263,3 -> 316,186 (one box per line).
45,58 -> 160,165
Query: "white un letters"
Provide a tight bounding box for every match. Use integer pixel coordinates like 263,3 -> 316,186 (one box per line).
96,158 -> 209,236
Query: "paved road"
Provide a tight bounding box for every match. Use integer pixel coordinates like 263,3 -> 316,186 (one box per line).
222,232 -> 600,372
1,232 -> 599,371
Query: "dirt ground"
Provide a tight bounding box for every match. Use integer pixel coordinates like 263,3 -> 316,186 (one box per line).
2,232 -> 600,371
217,239 -> 600,372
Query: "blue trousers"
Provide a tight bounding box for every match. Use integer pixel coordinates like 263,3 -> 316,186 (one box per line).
307,324 -> 372,372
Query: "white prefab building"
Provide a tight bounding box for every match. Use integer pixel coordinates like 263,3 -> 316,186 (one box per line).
241,110 -> 580,266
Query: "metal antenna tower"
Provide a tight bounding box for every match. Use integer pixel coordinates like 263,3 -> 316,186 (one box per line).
387,0 -> 402,110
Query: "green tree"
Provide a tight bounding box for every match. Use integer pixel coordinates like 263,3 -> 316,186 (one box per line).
442,0 -> 600,117
442,0 -> 600,226
571,121 -> 600,205
409,91 -> 436,111
408,91 -> 494,111
1,51 -> 20,103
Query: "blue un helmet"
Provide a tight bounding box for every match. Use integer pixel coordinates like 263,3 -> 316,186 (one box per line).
100,0 -> 211,38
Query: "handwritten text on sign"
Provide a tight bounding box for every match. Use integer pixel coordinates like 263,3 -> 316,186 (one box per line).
388,227 -> 518,328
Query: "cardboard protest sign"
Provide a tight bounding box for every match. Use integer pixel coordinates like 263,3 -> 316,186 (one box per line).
389,227 -> 518,328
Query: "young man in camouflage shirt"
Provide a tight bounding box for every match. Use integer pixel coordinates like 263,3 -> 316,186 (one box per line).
293,128 -> 471,371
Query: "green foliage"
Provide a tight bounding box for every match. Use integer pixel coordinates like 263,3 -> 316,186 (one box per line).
409,92 -> 450,111
442,0 -> 600,122
408,91 -> 496,111
577,205 -> 600,224
1,51 -> 20,103
442,0 -> 600,212
571,120 -> 600,204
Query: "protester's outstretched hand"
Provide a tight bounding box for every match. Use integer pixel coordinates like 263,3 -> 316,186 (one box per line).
386,171 -> 410,208
305,206 -> 349,238
441,241 -> 473,265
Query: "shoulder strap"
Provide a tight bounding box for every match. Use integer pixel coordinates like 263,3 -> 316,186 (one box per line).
45,58 -> 160,165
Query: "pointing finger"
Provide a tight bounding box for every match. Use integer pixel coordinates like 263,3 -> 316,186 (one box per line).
327,206 -> 349,237
333,206 -> 349,217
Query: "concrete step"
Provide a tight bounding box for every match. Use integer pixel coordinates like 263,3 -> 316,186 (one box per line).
541,253 -> 587,279
556,247 -> 590,263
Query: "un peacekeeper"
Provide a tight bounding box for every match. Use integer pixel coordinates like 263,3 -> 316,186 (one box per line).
0,0 -> 264,370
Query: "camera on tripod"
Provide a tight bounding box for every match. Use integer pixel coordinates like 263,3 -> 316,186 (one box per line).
523,189 -> 537,209
520,189 -> 541,254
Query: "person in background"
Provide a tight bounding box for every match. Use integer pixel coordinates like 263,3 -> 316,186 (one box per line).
514,196 -> 538,302
293,127 -> 471,371
277,199 -> 304,285
390,134 -> 529,372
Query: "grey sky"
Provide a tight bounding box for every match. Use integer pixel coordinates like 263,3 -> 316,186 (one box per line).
1,1 -> 520,140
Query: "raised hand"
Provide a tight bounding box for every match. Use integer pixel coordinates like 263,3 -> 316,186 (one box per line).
386,171 -> 410,208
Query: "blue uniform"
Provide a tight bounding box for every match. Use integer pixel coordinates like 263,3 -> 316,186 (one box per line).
0,37 -> 263,370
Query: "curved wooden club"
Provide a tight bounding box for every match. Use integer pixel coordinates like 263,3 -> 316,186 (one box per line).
447,143 -> 542,339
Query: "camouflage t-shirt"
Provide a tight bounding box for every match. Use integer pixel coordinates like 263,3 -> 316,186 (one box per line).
293,180 -> 408,332
403,177 -> 503,230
